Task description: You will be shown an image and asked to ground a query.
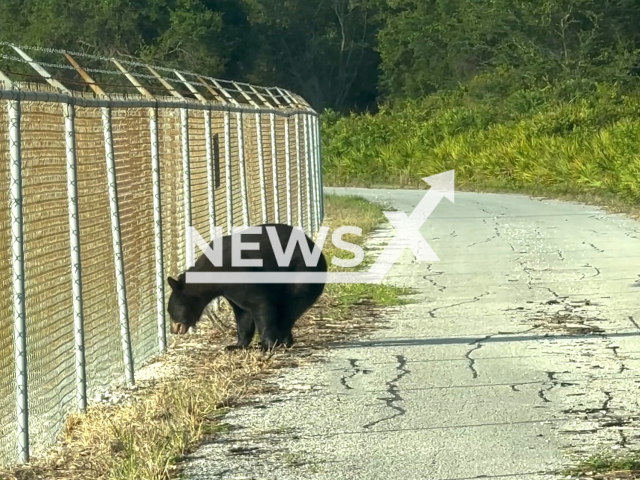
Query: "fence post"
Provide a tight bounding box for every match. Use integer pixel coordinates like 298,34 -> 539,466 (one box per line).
284,116 -> 292,225
205,109 -> 216,241
307,115 -> 316,233
314,116 -> 324,223
311,115 -> 320,230
180,108 -> 193,269
224,110 -> 233,233
314,116 -> 324,224
9,97 -> 29,463
270,113 -> 279,223
149,106 -> 166,352
295,115 -> 302,229
101,106 -> 135,386
303,115 -> 312,234
256,113 -> 267,223
63,102 -> 87,411
236,112 -> 249,226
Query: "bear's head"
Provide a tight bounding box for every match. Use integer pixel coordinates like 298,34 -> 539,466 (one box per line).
167,273 -> 212,334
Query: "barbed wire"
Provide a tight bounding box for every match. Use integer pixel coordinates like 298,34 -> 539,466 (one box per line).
0,46 -> 296,111
0,51 -> 204,87
0,41 -> 295,102
0,67 -> 202,101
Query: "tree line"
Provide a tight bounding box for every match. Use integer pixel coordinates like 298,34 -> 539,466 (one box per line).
2,0 -> 640,112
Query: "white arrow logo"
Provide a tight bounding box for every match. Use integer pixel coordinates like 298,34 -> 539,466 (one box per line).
186,170 -> 454,284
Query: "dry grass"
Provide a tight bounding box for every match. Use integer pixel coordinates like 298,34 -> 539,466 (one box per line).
0,319 -> 273,480
0,194 -> 406,480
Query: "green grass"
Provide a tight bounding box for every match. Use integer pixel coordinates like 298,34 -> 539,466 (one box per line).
564,452 -> 640,477
321,194 -> 412,308
321,79 -> 640,208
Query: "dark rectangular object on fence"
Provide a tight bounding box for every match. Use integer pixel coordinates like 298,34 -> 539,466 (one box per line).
213,133 -> 221,189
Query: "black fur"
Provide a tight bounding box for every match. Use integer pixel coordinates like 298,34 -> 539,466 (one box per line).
167,223 -> 327,350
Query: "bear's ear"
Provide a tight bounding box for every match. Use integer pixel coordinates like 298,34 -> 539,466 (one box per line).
167,276 -> 182,291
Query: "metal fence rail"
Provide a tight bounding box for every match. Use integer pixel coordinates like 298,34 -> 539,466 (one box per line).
0,43 -> 323,465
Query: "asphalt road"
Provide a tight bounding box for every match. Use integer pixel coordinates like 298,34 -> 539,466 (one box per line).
184,188 -> 640,480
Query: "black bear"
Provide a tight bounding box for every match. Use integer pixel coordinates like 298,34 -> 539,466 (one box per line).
167,223 -> 327,350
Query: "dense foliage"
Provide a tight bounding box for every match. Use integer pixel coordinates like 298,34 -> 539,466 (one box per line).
321,78 -> 640,202
4,0 -> 640,111
3,0 -> 640,200
0,0 -> 379,112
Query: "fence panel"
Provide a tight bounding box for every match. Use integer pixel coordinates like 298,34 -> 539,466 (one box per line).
188,110 -> 210,242
111,107 -> 157,365
0,100 -> 16,463
288,116 -> 300,228
20,101 -> 76,457
75,106 -> 123,396
0,43 -> 322,466
275,116 -> 288,224
230,114 -> 244,228
211,112 -> 229,235
242,114 -> 263,226
261,113 -> 277,223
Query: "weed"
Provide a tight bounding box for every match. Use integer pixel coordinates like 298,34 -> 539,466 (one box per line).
564,451 -> 640,477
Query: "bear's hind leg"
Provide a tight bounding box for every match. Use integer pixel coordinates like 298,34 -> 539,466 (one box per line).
278,310 -> 296,348
253,303 -> 281,351
277,297 -> 313,348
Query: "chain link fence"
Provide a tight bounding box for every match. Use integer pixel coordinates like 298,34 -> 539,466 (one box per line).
0,43 -> 323,465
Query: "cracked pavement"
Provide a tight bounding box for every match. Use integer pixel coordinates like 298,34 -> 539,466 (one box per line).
183,189 -> 640,480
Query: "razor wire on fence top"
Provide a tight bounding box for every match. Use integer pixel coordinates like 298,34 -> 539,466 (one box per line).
0,42 -> 324,465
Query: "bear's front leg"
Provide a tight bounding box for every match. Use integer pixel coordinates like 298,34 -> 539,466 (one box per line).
281,332 -> 294,348
226,301 -> 256,351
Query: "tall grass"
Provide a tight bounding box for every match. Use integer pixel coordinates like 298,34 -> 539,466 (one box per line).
322,78 -> 640,204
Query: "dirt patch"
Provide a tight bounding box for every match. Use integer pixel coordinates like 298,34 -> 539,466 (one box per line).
527,299 -> 606,335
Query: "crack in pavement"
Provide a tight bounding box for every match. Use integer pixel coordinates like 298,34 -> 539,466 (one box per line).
467,215 -> 505,247
424,276 -> 447,292
583,242 -> 605,253
464,336 -> 492,379
514,255 -> 543,290
428,292 -> 491,318
618,424 -> 629,448
468,235 -> 499,247
363,355 -> 410,429
538,371 -> 575,404
537,286 -> 567,300
605,338 -> 629,373
474,203 -> 508,218
463,328 -> 543,381
538,387 -> 552,403
340,359 -> 372,390
563,391 -> 612,415
424,265 -> 447,292
580,264 -> 600,280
